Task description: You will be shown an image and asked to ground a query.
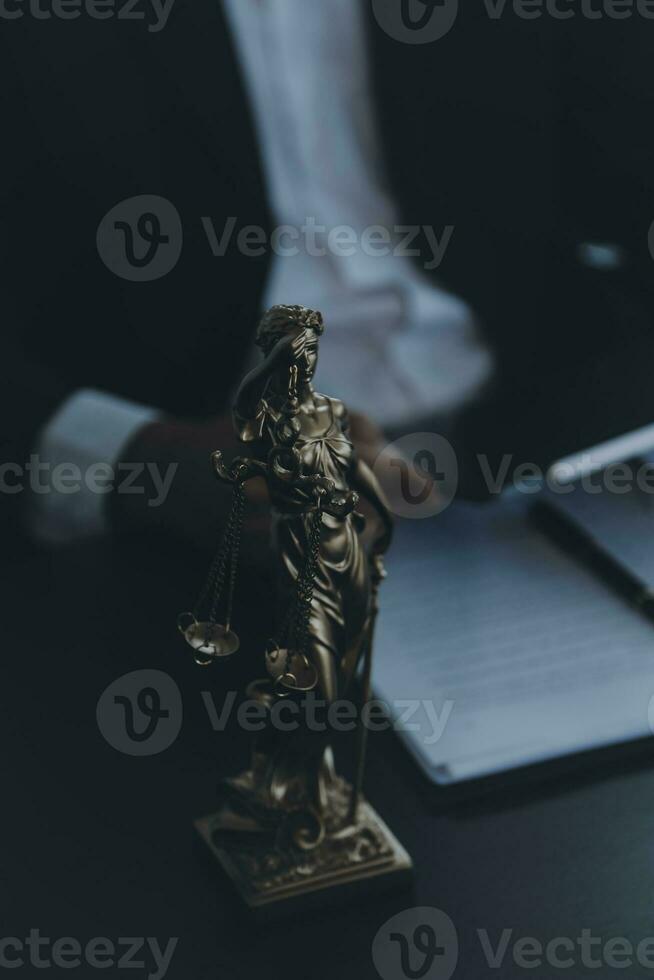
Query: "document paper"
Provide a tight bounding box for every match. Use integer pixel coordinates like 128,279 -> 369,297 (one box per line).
374,495 -> 654,783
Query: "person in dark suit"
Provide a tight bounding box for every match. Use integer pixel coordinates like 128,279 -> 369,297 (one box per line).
2,1 -> 653,549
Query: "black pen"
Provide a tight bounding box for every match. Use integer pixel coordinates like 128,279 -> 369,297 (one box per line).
530,498 -> 654,624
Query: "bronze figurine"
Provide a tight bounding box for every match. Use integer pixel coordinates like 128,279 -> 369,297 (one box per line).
179,305 -> 412,910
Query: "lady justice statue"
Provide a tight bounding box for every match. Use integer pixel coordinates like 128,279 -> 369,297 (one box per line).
179,305 -> 412,911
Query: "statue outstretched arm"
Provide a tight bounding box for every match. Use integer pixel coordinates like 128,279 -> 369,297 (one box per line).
211,450 -> 268,485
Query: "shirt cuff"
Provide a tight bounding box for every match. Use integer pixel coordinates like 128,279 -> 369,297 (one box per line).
30,389 -> 160,545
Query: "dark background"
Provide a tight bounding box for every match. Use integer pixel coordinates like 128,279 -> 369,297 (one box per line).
4,534 -> 654,979
2,3 -> 654,500
3,2 -> 654,977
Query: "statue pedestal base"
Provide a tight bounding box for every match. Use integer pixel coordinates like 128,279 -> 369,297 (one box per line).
194,790 -> 412,916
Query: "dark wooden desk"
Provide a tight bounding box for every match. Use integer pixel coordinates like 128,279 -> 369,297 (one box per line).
3,539 -> 653,980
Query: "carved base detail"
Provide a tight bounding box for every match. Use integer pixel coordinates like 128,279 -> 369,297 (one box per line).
194,779 -> 413,914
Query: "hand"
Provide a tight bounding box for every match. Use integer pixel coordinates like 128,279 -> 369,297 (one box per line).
372,521 -> 393,558
345,413 -> 395,554
347,411 -> 387,470
109,409 -> 391,558
370,553 -> 388,586
109,415 -> 270,556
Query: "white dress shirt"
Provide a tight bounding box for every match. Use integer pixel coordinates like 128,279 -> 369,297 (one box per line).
34,0 -> 492,542
225,0 -> 491,423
